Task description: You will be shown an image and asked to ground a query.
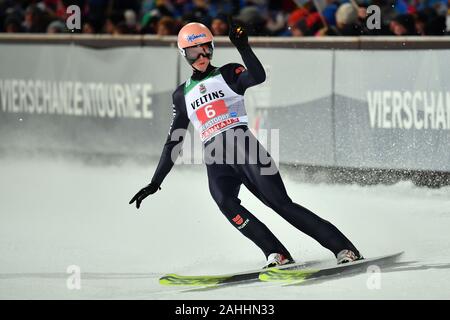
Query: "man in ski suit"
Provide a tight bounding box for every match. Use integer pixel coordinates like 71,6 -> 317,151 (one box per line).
130,18 -> 363,267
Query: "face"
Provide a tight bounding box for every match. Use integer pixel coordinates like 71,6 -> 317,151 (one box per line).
211,19 -> 228,36
83,23 -> 95,34
390,21 -> 407,36
157,25 -> 171,35
6,23 -> 20,33
47,27 -> 58,34
104,19 -> 115,34
415,21 -> 425,35
185,43 -> 213,71
191,55 -> 210,72
24,12 -> 33,27
291,26 -> 304,37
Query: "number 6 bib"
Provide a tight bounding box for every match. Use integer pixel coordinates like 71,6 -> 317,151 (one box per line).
183,69 -> 248,142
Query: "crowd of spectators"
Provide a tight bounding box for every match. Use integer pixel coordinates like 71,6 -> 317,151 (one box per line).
0,0 -> 449,36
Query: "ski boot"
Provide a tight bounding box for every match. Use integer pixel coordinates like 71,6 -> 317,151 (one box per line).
337,249 -> 364,265
263,253 -> 295,269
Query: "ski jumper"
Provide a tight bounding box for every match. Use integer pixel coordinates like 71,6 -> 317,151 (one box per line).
151,46 -> 360,259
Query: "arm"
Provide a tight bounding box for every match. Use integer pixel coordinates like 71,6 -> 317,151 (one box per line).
129,86 -> 189,209
235,46 -> 266,89
151,88 -> 190,186
226,17 -> 266,94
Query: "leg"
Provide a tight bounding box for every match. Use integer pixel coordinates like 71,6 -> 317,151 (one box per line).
206,162 -> 292,259
236,135 -> 360,257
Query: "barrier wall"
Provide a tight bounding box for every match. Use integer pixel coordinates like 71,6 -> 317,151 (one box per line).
260,49 -> 450,172
0,35 -> 449,172
0,43 -> 177,157
334,50 -> 450,172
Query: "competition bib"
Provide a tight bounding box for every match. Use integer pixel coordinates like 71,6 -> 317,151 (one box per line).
184,69 -> 248,142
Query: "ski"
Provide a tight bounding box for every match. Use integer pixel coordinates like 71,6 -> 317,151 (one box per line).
159,259 -> 323,287
159,252 -> 404,290
259,252 -> 404,285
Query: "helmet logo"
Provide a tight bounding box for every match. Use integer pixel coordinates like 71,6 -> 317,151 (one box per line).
186,33 -> 206,42
199,83 -> 206,94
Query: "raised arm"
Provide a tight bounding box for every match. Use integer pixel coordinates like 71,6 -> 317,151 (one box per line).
224,16 -> 266,95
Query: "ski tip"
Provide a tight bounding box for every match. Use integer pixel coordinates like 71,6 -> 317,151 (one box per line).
259,268 -> 318,282
159,273 -> 228,286
159,273 -> 180,286
393,251 -> 405,258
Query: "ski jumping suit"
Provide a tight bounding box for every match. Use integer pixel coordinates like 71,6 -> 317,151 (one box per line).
151,45 -> 360,260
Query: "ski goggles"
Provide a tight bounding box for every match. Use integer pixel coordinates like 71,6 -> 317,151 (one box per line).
182,42 -> 214,64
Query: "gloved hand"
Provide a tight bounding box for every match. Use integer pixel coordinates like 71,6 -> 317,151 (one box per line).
228,15 -> 249,49
129,182 -> 161,209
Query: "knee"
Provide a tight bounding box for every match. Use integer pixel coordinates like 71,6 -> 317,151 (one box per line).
270,197 -> 294,213
213,195 -> 241,212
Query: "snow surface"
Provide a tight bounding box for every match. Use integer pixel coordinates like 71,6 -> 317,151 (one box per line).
0,157 -> 449,299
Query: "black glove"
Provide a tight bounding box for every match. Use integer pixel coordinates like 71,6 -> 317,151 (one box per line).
228,15 -> 249,49
129,182 -> 161,209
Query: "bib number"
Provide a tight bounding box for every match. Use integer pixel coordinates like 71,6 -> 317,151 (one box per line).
196,99 -> 228,124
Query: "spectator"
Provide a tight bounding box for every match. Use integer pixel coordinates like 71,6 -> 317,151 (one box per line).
0,0 -> 446,36
82,21 -> 95,34
414,7 -> 447,35
82,17 -> 100,34
142,0 -> 177,18
415,9 -> 432,35
424,15 -> 447,34
209,0 -> 237,16
109,0 -> 140,17
290,19 -> 309,37
390,14 -> 417,35
104,12 -> 124,34
47,20 -> 66,33
372,0 -> 400,26
211,13 -> 229,36
23,4 -> 51,33
156,16 -> 177,35
140,9 -> 161,34
268,0 -> 298,13
4,15 -> 23,33
266,0 -> 296,36
359,2 -> 393,35
335,3 -> 363,35
182,0 -> 213,27
416,0 -> 447,16
287,7 -> 309,28
322,2 -> 339,26
235,6 -> 269,35
266,10 -> 289,35
285,7 -> 308,35
306,12 -> 326,36
112,22 -> 133,35
124,9 -> 138,33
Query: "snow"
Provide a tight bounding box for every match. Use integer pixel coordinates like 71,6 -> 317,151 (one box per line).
0,157 -> 449,299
